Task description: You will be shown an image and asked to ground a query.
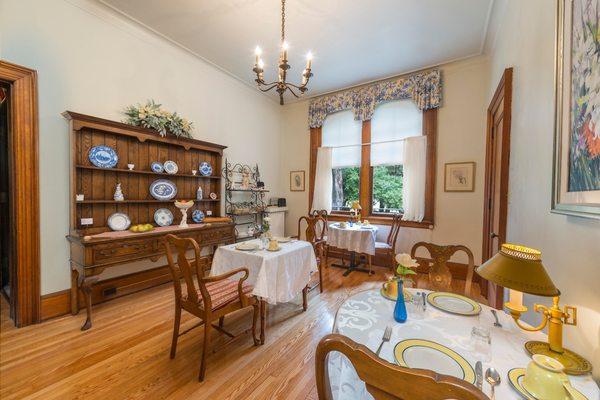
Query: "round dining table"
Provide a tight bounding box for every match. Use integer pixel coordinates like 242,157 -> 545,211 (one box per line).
327,223 -> 378,275
330,288 -> 599,400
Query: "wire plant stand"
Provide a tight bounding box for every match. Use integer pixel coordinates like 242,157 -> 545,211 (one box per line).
222,159 -> 269,242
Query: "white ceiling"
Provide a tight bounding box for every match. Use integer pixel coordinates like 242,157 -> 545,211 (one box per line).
100,0 -> 494,103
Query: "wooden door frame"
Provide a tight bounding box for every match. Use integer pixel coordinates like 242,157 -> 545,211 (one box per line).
0,60 -> 41,326
482,67 -> 512,309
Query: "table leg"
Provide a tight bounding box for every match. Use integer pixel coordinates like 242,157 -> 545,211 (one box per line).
330,251 -> 372,276
302,286 -> 308,311
260,300 -> 266,345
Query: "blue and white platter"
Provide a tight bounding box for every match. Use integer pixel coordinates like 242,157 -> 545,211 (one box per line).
151,162 -> 164,173
89,146 -> 118,168
149,179 -> 177,201
199,161 -> 212,176
163,160 -> 178,175
154,208 -> 174,227
192,209 -> 205,223
107,212 -> 131,231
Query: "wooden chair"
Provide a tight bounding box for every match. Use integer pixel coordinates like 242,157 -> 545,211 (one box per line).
297,215 -> 327,294
163,234 -> 265,381
315,334 -> 489,400
374,213 -> 402,270
410,242 -> 476,297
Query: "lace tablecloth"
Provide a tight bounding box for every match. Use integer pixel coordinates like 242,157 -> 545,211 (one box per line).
327,224 -> 378,255
330,289 -> 599,399
211,239 -> 317,304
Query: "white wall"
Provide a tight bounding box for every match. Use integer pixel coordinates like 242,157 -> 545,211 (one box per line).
486,0 -> 600,379
0,0 -> 283,294
280,56 -> 490,264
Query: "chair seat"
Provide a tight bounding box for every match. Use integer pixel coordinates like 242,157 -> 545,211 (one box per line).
187,279 -> 254,311
375,241 -> 392,250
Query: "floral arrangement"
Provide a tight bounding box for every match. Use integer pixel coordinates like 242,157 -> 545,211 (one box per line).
395,253 -> 419,278
262,217 -> 271,232
123,100 -> 193,138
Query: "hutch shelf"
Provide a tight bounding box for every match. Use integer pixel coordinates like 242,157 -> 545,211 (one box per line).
64,111 -> 235,330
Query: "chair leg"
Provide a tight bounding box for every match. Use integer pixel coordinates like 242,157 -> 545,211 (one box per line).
302,286 -> 308,311
318,261 -> 323,293
324,246 -> 329,268
218,316 -> 224,328
251,303 -> 260,346
170,305 -> 181,359
199,319 -> 212,381
260,300 -> 266,345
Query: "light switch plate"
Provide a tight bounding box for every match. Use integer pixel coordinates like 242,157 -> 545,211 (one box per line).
81,218 -> 94,225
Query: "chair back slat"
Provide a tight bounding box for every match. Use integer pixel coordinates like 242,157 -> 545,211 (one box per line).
386,213 -> 402,247
316,334 -> 488,400
298,215 -> 326,244
164,234 -> 202,305
310,209 -> 329,236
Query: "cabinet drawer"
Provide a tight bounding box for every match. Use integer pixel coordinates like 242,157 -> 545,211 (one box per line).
92,239 -> 156,263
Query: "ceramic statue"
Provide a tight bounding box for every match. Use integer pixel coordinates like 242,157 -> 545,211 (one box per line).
114,182 -> 124,201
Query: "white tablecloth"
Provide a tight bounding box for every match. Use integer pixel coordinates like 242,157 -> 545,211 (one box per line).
211,239 -> 318,305
328,223 -> 378,255
330,289 -> 599,400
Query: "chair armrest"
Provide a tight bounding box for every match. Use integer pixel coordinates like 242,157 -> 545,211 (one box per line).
201,267 -> 249,283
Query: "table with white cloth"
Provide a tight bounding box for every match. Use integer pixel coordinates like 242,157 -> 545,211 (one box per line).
327,223 -> 378,276
330,288 -> 599,400
211,239 -> 318,305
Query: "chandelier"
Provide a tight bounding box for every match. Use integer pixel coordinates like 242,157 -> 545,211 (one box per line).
252,0 -> 313,105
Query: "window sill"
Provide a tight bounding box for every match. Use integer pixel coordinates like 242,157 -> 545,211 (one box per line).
326,214 -> 433,229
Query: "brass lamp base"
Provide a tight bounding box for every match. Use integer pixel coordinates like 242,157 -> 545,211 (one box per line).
525,341 -> 592,375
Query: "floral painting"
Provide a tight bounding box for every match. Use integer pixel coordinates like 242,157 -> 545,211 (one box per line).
570,0 -> 600,191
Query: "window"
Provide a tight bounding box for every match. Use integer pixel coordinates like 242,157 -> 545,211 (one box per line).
322,110 -> 362,212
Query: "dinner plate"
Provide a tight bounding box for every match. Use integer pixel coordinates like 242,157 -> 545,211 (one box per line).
163,160 -> 178,174
151,162 -> 164,173
89,145 -> 118,168
507,368 -> 587,400
426,292 -> 481,316
394,339 -> 475,384
199,161 -> 212,176
275,237 -> 292,243
153,208 -> 173,227
235,242 -> 259,251
107,212 -> 131,231
149,179 -> 177,201
192,209 -> 205,223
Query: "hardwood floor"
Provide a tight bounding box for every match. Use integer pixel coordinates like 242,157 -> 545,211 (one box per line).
0,260 -> 485,400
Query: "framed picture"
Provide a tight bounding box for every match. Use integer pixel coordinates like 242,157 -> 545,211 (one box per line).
552,0 -> 600,219
444,162 -> 475,192
290,170 -> 305,192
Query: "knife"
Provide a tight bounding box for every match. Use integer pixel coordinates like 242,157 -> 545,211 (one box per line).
475,361 -> 483,391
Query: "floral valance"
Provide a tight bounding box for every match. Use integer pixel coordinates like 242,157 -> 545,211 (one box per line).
308,69 -> 442,128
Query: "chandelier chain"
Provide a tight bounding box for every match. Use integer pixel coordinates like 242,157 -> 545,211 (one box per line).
281,0 -> 286,45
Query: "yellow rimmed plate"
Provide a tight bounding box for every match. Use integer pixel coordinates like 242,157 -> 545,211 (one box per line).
426,292 -> 481,316
394,339 -> 475,384
507,368 -> 588,400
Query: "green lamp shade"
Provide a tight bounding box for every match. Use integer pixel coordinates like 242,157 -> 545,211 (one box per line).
476,244 -> 560,297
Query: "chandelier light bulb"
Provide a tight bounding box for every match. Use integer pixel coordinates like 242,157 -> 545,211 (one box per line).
255,46 -> 262,56
258,59 -> 265,69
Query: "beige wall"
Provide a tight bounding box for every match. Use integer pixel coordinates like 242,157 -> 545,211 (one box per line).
486,0 -> 600,379
280,56 -> 490,264
0,0 -> 284,294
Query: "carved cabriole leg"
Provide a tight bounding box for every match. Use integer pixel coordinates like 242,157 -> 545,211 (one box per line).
260,300 -> 266,345
70,267 -> 79,315
170,303 -> 181,359
79,276 -> 98,331
302,286 -> 308,311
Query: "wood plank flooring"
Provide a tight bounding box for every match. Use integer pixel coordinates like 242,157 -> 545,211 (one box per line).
0,260 -> 484,400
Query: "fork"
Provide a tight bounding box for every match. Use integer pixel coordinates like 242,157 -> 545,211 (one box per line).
375,326 -> 392,356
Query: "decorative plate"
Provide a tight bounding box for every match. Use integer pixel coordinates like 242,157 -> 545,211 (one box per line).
426,292 -> 481,316
394,339 -> 476,384
153,208 -> 174,227
209,192 -> 218,200
275,237 -> 292,243
149,179 -> 177,201
163,160 -> 178,175
107,212 -> 131,231
524,341 -> 592,375
199,161 -> 212,176
89,146 -> 118,168
507,368 -> 587,400
235,242 -> 259,251
192,209 -> 205,223
151,162 -> 164,173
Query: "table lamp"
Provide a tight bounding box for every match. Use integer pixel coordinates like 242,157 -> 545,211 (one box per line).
350,201 -> 361,222
476,244 -> 591,375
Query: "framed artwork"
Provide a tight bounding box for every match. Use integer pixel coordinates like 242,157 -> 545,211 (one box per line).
290,170 -> 305,192
552,0 -> 600,219
444,162 -> 475,192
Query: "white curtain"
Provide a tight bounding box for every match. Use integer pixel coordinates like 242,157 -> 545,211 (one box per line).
371,100 -> 422,166
312,147 -> 333,213
401,136 -> 427,222
322,110 -> 362,168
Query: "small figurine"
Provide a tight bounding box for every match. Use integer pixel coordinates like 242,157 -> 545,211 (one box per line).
114,182 -> 124,201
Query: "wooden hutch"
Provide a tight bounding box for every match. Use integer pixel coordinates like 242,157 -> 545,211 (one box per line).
64,111 -> 235,330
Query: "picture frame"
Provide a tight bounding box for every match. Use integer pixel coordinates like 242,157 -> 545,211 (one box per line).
290,170 -> 305,192
552,0 -> 600,219
444,162 -> 475,192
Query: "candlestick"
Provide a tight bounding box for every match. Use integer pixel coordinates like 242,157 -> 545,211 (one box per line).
306,51 -> 313,69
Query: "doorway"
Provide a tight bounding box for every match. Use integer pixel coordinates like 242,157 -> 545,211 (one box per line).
482,67 -> 513,309
1,82 -> 10,303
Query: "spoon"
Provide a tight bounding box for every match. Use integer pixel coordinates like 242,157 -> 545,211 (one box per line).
490,309 -> 502,328
485,367 -> 501,399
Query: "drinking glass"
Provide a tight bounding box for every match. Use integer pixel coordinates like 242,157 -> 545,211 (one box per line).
470,326 -> 492,362
408,293 -> 425,320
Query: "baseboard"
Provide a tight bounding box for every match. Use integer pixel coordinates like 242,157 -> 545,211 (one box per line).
40,290 -> 71,321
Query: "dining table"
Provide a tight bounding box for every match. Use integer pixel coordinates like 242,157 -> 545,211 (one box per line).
330,288 -> 599,400
211,238 -> 318,305
327,222 -> 378,276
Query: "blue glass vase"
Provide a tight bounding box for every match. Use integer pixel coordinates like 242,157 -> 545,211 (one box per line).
394,279 -> 408,323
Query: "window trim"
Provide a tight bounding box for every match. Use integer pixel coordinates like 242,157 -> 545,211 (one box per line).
309,108 -> 436,229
